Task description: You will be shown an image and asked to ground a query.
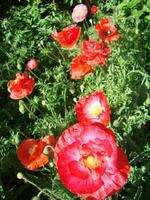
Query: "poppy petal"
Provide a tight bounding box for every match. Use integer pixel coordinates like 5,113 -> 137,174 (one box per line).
51,25 -> 81,48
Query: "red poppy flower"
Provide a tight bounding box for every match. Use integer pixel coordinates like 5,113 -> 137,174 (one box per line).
91,5 -> 98,15
95,18 -> 120,43
70,54 -> 94,79
26,58 -> 39,70
55,123 -> 130,200
17,139 -> 49,170
8,72 -> 35,100
81,39 -> 111,66
51,25 -> 81,48
75,91 -> 111,126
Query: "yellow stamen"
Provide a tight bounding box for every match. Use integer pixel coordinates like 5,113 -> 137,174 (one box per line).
89,104 -> 102,117
13,79 -> 19,84
84,156 -> 100,169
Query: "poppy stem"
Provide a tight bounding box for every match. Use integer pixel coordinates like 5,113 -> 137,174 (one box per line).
47,52 -> 60,63
63,87 -> 68,119
49,106 -> 57,119
40,42 -> 60,62
21,176 -> 51,198
43,145 -> 55,154
23,97 -> 40,119
28,69 -> 41,81
21,174 -> 64,200
22,102 -> 37,119
25,96 -> 42,116
85,19 -> 90,29
53,42 -> 66,61
83,22 -> 87,34
37,190 -> 55,200
25,96 -> 31,102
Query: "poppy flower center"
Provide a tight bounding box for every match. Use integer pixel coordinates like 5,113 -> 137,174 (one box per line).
77,9 -> 85,17
89,103 -> 102,117
105,30 -> 112,36
14,79 -> 19,84
83,155 -> 100,169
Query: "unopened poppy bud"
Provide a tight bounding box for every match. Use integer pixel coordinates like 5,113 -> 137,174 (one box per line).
72,4 -> 88,23
17,172 -> 24,179
42,100 -> 46,106
91,5 -> 98,15
26,58 -> 39,71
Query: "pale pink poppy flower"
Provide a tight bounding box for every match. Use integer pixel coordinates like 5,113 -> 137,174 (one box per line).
72,4 -> 88,23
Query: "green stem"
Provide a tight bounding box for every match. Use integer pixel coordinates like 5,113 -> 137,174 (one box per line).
53,42 -> 65,61
63,87 -> 68,120
47,52 -> 60,63
85,19 -> 90,29
83,22 -> 87,34
22,177 -> 50,198
28,69 -> 41,81
128,136 -> 140,153
23,175 -> 63,200
25,96 -> 42,115
130,148 -> 150,164
23,97 -> 39,119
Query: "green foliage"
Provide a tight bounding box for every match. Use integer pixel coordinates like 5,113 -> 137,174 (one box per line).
0,2 -> 72,79
51,176 -> 80,200
0,0 -> 150,200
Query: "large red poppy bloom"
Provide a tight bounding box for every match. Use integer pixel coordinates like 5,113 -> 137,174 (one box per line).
8,72 -> 35,100
70,54 -> 94,79
17,139 -> 49,170
81,39 -> 111,66
55,123 -> 130,200
51,25 -> 81,48
95,18 -> 120,43
75,91 -> 111,126
17,136 -> 56,170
